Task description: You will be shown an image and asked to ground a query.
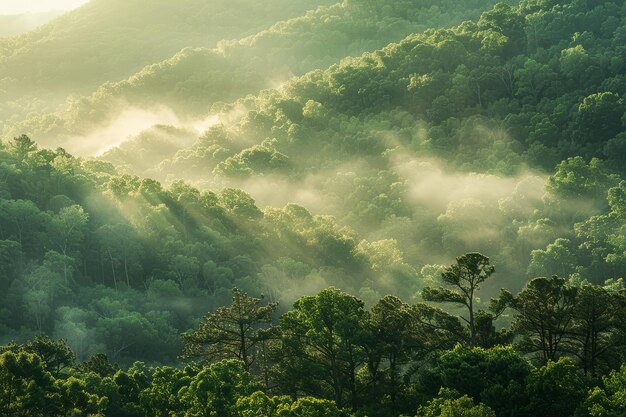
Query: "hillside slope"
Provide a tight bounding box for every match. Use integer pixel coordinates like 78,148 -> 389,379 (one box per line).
0,0 -> 332,123
160,0 -> 625,190
4,0 -> 507,152
148,0 -> 625,285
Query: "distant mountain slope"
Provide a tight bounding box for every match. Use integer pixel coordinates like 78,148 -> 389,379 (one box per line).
0,11 -> 64,37
0,0 -> 333,122
5,0 -> 507,152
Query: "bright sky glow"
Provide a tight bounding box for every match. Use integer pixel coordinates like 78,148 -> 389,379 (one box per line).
0,0 -> 89,15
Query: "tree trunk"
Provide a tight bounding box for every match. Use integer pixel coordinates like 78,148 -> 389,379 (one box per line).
330,353 -> 342,407
239,321 -> 248,370
108,251 -> 118,291
468,289 -> 476,346
390,354 -> 398,409
124,256 -> 130,287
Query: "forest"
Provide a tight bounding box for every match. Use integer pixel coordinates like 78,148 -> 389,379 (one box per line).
0,0 -> 625,415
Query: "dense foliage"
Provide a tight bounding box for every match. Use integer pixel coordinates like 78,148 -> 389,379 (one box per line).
0,0 -> 625,415
145,0 -> 626,289
0,134 -> 419,363
149,0 -> 625,174
2,282 -> 626,416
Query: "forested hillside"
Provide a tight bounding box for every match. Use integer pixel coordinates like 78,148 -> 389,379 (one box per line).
147,0 -> 626,289
1,0 -> 625,416
5,0 -> 508,152
0,134 -> 414,363
155,0 -> 625,177
0,0 -> 332,124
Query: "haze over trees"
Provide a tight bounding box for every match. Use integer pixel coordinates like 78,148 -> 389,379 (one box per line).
0,0 -> 334,126
0,0 -> 625,415
0,11 -> 64,37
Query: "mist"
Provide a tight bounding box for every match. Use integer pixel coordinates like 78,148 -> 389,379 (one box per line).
30,101 -> 226,161
392,154 -> 546,212
66,107 -> 181,156
1,0 -> 624,400
0,10 -> 64,37
0,0 -> 87,15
